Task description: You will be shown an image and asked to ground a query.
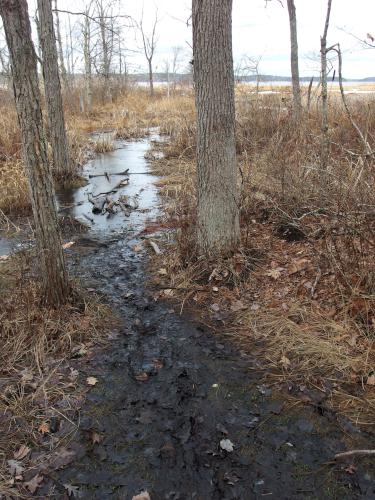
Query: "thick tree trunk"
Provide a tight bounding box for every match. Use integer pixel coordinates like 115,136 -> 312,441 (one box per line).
192,0 -> 239,256
0,0 -> 70,306
286,0 -> 302,119
38,0 -> 72,179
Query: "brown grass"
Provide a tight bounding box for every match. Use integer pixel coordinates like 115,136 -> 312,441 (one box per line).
0,253 -> 116,497
146,87 -> 375,426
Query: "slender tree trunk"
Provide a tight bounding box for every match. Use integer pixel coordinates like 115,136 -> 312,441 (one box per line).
83,13 -> 92,112
53,0 -> 68,89
286,0 -> 302,119
148,59 -> 154,97
320,0 -> 333,173
0,0 -> 70,306
37,0 -> 72,179
192,0 -> 239,256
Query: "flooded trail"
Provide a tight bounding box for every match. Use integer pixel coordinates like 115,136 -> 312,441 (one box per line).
51,135 -> 373,499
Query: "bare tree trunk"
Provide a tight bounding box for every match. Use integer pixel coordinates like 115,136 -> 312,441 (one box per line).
192,0 -> 240,256
53,0 -> 68,89
38,0 -> 72,179
148,59 -> 154,97
82,9 -> 92,112
320,0 -> 333,173
0,0 -> 70,306
286,0 -> 302,119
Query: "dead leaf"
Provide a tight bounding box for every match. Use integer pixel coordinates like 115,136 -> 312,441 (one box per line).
212,286 -> 219,292
230,300 -> 247,312
133,244 -> 142,252
289,258 -> 310,275
91,431 -> 103,444
86,376 -> 98,386
220,439 -> 234,452
345,464 -> 357,475
14,445 -> 30,460
62,241 -> 75,249
0,255 -> 9,261
266,268 -> 282,280
149,240 -> 161,254
135,372 -> 149,381
7,460 -> 24,476
280,355 -> 291,369
210,303 -> 220,312
152,359 -> 164,369
158,268 -> 167,275
38,422 -> 50,435
366,374 -> 375,386
64,484 -> 80,497
25,474 -> 43,494
132,492 -> 151,500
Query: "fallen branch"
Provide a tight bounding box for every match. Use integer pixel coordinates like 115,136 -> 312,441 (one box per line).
334,449 -> 375,460
89,169 -> 129,178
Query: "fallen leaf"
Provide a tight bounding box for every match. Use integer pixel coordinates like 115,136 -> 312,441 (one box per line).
38,422 -> 50,435
149,240 -> 161,254
210,303 -> 220,312
280,355 -> 291,369
220,439 -> 234,452
25,474 -> 43,494
366,374 -> 375,386
62,241 -> 75,249
0,255 -> 9,261
14,445 -> 30,460
91,431 -> 103,444
158,268 -> 167,275
64,484 -> 80,497
133,244 -> 142,252
212,286 -> 219,292
230,300 -> 247,312
152,359 -> 164,369
69,368 -> 79,380
7,460 -> 24,476
289,258 -> 310,275
132,492 -> 151,500
266,268 -> 282,280
135,372 -> 149,381
345,464 -> 357,475
86,376 -> 98,386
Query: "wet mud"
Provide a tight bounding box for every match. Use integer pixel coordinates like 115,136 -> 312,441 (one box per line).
23,135 -> 375,498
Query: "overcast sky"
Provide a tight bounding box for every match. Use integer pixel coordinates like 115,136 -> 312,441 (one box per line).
25,0 -> 375,78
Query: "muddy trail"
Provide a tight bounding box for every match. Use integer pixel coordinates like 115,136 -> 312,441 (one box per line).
37,135 -> 374,499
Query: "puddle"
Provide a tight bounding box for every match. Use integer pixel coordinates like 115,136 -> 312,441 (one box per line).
57,133 -> 159,238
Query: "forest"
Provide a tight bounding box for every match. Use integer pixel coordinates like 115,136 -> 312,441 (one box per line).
0,0 -> 374,498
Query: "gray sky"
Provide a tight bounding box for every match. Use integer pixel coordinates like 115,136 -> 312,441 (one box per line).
26,0 -> 375,78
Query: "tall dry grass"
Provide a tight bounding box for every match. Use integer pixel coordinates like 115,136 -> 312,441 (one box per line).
147,86 -> 375,424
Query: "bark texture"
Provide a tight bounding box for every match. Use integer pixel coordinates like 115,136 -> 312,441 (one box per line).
192,0 -> 240,256
287,0 -> 302,119
38,0 -> 72,179
320,0 -> 333,172
0,0 -> 70,306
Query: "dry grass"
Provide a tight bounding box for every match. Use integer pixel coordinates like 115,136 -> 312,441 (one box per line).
146,87 -> 375,425
0,253 -> 116,497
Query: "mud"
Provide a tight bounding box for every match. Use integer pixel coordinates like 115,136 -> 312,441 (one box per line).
19,135 -> 375,498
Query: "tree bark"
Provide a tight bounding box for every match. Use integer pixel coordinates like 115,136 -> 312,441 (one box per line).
192,0 -> 240,256
320,0 -> 333,172
148,58 -> 154,97
286,0 -> 302,119
53,0 -> 68,89
0,0 -> 70,306
38,0 -> 72,179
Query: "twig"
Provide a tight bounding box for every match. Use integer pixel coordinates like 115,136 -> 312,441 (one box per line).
334,449 -> 375,460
